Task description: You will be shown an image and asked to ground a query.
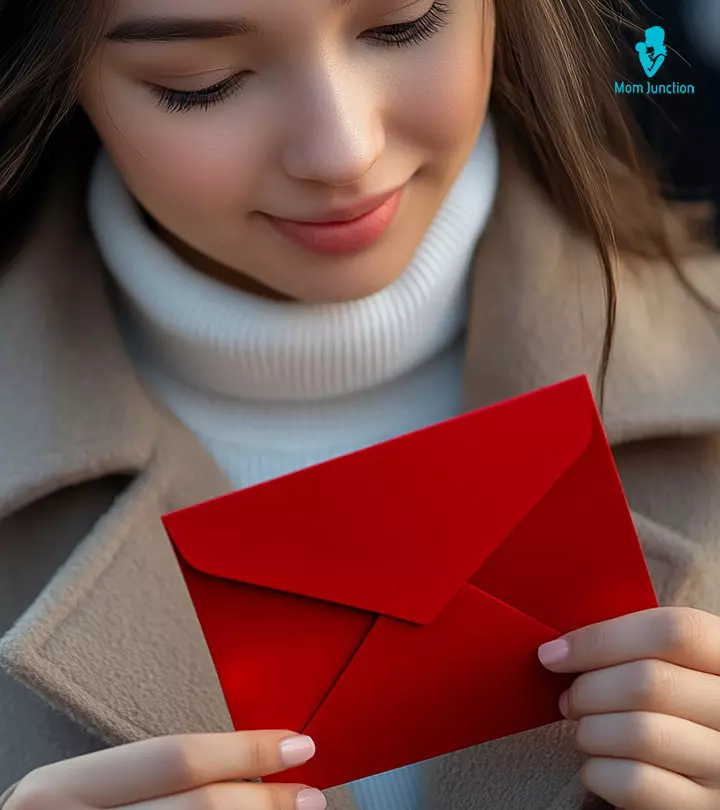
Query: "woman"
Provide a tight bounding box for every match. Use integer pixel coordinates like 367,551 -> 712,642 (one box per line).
1,0 -> 720,808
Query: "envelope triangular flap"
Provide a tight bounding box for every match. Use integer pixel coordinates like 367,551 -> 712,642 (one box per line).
164,377 -> 595,625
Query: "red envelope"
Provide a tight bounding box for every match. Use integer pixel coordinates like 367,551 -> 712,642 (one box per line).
162,376 -> 658,790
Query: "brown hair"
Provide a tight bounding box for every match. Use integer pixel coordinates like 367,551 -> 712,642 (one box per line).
0,0 -> 712,402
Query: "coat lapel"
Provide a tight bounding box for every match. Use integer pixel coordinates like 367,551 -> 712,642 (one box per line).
0,161 -> 236,741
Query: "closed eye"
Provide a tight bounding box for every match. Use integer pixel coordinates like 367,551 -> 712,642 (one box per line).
148,72 -> 250,114
148,0 -> 453,114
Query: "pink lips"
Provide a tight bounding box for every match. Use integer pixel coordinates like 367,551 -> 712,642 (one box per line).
264,188 -> 404,256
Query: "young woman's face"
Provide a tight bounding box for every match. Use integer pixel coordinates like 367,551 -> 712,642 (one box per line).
80,0 -> 494,301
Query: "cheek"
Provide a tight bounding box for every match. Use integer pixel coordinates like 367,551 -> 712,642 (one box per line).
385,12 -> 493,152
81,72 -> 263,215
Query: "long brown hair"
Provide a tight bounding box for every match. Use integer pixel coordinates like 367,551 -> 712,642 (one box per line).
0,0 -> 711,403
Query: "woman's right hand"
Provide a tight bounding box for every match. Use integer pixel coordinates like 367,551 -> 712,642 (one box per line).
5,730 -> 326,810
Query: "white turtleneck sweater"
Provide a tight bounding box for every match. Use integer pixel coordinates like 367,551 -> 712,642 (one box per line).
88,119 -> 499,810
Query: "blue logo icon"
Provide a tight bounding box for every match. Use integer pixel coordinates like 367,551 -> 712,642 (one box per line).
635,26 -> 668,77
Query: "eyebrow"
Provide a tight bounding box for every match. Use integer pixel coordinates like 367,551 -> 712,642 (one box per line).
105,16 -> 258,42
105,2 -> 356,43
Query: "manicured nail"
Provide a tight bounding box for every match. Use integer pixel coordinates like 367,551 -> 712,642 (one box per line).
279,735 -> 316,768
296,788 -> 327,810
538,637 -> 571,667
559,689 -> 570,717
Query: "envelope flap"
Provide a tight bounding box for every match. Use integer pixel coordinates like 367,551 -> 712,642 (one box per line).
164,377 -> 595,625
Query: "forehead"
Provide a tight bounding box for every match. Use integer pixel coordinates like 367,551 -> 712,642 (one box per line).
111,0 -> 360,20
103,0 -> 396,43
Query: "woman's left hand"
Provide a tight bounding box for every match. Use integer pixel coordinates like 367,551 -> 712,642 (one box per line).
537,607 -> 720,810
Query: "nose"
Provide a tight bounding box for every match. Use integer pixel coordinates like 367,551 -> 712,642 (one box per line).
281,63 -> 385,186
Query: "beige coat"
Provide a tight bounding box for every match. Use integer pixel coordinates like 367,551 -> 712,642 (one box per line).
2,134 -> 720,810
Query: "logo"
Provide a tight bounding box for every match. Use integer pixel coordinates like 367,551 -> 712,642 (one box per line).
635,26 -> 667,77
614,26 -> 695,96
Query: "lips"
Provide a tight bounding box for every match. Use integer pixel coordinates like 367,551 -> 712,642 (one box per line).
263,186 -> 405,256
286,188 -> 403,224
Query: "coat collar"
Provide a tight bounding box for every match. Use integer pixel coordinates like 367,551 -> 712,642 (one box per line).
461,132 -> 720,443
1,134 -> 720,806
0,161 -> 157,519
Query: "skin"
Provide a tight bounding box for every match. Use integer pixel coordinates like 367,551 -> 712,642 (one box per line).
6,730 -> 326,810
539,607 -> 720,809
79,0 -> 494,302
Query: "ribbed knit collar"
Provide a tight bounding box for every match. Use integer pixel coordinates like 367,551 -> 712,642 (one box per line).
88,120 -> 499,403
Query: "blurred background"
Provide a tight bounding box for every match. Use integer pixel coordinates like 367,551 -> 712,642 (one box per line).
624,0 -> 719,245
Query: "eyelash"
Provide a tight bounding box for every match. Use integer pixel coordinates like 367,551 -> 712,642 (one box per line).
150,0 -> 452,114
152,72 -> 247,114
365,0 -> 452,48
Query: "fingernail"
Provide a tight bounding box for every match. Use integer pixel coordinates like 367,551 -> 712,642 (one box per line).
538,637 -> 571,667
279,735 -> 316,768
559,689 -> 570,717
296,788 -> 327,810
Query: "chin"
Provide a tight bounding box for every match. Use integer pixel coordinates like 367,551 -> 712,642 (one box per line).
289,268 -> 406,303
287,240 -> 419,303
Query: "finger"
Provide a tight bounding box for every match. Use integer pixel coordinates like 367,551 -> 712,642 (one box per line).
581,757 -> 712,810
576,711 -> 720,782
538,607 -> 720,674
560,659 -> 720,731
24,731 -> 316,807
128,781 -> 327,810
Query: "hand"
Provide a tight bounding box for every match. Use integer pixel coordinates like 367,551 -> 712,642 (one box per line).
6,730 -> 326,810
538,607 -> 720,810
